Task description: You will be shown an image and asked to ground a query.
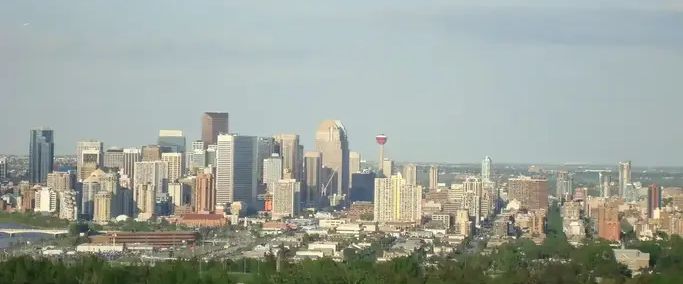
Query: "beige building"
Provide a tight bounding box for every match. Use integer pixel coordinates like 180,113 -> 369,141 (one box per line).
274,134 -> 302,180
272,179 -> 301,220
315,120 -> 349,198
454,209 -> 472,237
76,140 -> 103,181
508,176 -> 549,210
429,166 -> 439,190
134,183 -> 156,221
93,191 -> 113,225
162,152 -> 183,182
382,159 -> 393,178
374,174 -> 422,224
47,172 -> 72,192
402,164 -> 417,186
613,249 -> 649,276
349,152 -> 361,174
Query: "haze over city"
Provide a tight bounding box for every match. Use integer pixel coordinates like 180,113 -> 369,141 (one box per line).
1,0 -> 682,165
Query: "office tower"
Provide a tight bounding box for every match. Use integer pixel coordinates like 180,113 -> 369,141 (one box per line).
134,183 -> 156,221
257,137 -> 277,183
192,140 -> 205,152
47,172 -> 73,193
263,154 -> 283,191
35,187 -> 58,213
402,164 -> 417,186
373,174 -> 422,224
303,152 -> 322,206
272,179 -> 301,220
206,145 -> 218,167
134,161 -> 169,197
315,120 -> 350,198
215,134 -> 257,209
19,182 -> 35,212
103,148 -> 124,170
618,161 -> 632,198
101,172 -> 120,216
274,134 -> 302,181
350,172 -> 375,202
597,203 -> 620,242
29,128 -> 54,184
202,112 -> 229,146
122,148 -> 142,178
195,173 -> 215,213
168,182 -> 188,208
58,189 -> 77,221
429,166 -> 439,190
141,145 -> 162,161
382,159 -> 394,178
349,152 -> 361,174
161,152 -> 183,182
482,156 -> 492,182
375,134 -> 387,174
81,169 -> 105,219
93,191 -> 113,224
76,140 -> 103,181
454,209 -> 472,237
556,171 -> 573,200
158,130 -> 186,153
648,184 -> 662,219
508,176 -> 549,210
119,187 -> 134,217
190,149 -> 207,171
0,157 -> 7,180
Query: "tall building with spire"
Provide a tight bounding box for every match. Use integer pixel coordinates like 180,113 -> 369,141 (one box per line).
29,128 -> 54,184
315,120 -> 349,198
201,112 -> 229,146
481,156 -> 492,182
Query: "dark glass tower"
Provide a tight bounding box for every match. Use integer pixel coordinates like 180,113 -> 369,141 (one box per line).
29,128 -> 54,184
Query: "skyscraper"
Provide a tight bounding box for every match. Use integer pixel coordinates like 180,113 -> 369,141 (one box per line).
142,145 -> 162,161
215,134 -> 257,209
47,172 -> 73,193
29,128 -> 54,184
508,176 -> 549,210
0,157 -> 8,180
315,120 -> 349,198
274,134 -> 302,180
81,169 -> 106,220
618,161 -> 632,198
303,152 -> 322,207
556,171 -> 573,200
481,156 -> 492,182
76,140 -> 104,181
93,191 -> 113,225
158,130 -> 186,153
263,154 -> 283,192
134,183 -> 156,221
597,203 -> 620,242
373,174 -> 421,224
195,173 -> 215,213
349,152 -> 361,174
104,148 -> 124,170
256,137 -> 277,184
648,184 -> 662,219
402,164 -> 417,186
202,112 -> 229,146
272,179 -> 301,220
382,159 -> 393,178
429,165 -> 439,190
122,148 -> 142,178
161,152 -> 183,182
133,161 -> 168,197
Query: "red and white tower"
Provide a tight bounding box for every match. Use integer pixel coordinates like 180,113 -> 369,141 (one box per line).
376,134 -> 388,175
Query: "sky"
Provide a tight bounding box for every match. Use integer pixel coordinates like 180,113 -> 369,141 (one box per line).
1,0 -> 682,166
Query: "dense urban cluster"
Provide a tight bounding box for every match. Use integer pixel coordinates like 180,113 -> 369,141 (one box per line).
1,112 -> 683,283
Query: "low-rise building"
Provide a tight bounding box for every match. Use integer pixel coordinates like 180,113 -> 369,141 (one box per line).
613,249 -> 650,276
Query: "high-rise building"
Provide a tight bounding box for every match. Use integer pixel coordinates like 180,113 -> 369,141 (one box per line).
402,164 -> 417,186
350,172 -> 375,202
382,159 -> 393,178
134,161 -> 168,197
274,134 -> 302,180
0,157 -> 8,180
93,191 -> 113,225
429,166 -> 439,190
47,172 -> 73,193
256,137 -> 277,184
315,120 -> 350,198
482,156 -> 492,182
349,152 -> 361,174
81,169 -> 106,220
454,209 -> 472,237
263,154 -> 283,192
303,152 -> 322,207
202,112 -> 229,146
556,171 -> 573,200
206,145 -> 217,167
215,134 -> 257,209
619,161 -> 632,198
142,145 -> 162,161
508,176 -> 549,211
58,189 -> 78,221
168,182 -> 188,208
104,148 -> 124,170
598,171 -> 612,198
29,128 -> 54,184
195,173 -> 215,213
76,140 -> 103,181
373,174 -> 422,224
158,130 -> 186,153
35,186 -> 58,213
375,134 -> 387,175
597,203 -> 620,242
272,179 -> 301,220
648,184 -> 662,219
101,172 -> 121,216
19,182 -> 35,213
161,152 -> 184,182
122,148 -> 142,178
134,183 -> 156,221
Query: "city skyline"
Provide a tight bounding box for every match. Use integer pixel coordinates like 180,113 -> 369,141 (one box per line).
2,0 -> 682,166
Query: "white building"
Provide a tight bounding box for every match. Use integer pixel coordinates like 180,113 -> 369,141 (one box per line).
35,187 -> 58,213
263,154 -> 283,192
374,174 -> 422,224
215,134 -> 257,210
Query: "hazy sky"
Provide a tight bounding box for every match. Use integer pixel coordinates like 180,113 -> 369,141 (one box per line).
1,0 -> 682,166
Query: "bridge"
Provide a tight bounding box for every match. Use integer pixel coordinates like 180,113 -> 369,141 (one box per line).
0,229 -> 69,237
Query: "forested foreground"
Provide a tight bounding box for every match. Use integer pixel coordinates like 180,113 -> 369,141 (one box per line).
3,234 -> 683,284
